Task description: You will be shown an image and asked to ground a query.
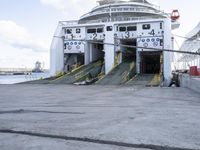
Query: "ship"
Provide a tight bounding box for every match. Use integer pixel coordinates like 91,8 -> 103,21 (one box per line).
177,22 -> 200,71
50,0 -> 180,85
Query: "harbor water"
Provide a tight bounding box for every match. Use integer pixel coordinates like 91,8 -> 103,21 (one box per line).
0,73 -> 50,84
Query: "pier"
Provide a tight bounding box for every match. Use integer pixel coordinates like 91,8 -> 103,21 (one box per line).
0,68 -> 32,75
0,84 -> 200,149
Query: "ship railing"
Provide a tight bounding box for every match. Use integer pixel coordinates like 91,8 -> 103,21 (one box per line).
92,2 -> 160,15
79,16 -> 164,24
80,7 -> 166,20
59,20 -> 79,26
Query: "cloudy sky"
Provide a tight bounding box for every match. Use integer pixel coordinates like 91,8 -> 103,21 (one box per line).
0,0 -> 199,69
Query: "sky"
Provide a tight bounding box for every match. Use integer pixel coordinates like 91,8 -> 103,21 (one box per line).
0,0 -> 199,69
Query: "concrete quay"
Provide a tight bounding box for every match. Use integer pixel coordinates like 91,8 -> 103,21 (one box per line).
0,84 -> 200,150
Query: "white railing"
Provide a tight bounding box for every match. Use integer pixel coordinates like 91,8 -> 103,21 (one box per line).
59,20 -> 79,26
93,1 -> 160,12
80,7 -> 165,20
79,16 -> 163,24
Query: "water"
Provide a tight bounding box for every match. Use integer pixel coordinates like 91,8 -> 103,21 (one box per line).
0,72 -> 50,84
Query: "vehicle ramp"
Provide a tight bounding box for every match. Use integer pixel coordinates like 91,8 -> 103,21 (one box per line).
51,60 -> 104,84
96,61 -> 135,85
127,74 -> 161,87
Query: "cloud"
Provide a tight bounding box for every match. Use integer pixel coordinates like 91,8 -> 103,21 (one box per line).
0,20 -> 50,68
0,41 -> 49,68
40,0 -> 96,19
0,20 -> 49,52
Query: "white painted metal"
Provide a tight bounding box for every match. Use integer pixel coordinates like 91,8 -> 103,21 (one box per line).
163,18 -> 173,85
50,23 -> 64,76
177,22 -> 200,70
50,0 -> 179,85
104,23 -> 115,74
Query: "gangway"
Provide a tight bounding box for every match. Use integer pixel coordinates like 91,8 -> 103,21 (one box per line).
51,60 -> 104,84
96,61 -> 135,85
127,74 -> 161,86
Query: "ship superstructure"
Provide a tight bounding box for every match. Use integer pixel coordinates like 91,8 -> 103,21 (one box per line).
177,22 -> 200,70
50,0 -> 180,85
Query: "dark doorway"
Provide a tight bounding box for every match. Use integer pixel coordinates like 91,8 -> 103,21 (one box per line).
141,52 -> 161,74
64,53 -> 84,72
90,42 -> 104,62
77,54 -> 84,65
121,39 -> 136,62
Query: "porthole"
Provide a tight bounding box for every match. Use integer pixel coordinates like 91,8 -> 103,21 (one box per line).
156,38 -> 160,42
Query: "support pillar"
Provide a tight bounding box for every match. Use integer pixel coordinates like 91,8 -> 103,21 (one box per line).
163,18 -> 173,86
136,50 -> 141,74
104,24 -> 115,74
84,42 -> 90,65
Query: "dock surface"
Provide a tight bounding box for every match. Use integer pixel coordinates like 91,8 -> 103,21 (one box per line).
0,84 -> 200,150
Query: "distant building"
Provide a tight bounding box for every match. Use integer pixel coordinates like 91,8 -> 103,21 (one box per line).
177,22 -> 200,70
50,0 -> 180,85
32,61 -> 43,72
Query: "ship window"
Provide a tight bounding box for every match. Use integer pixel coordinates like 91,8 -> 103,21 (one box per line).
142,24 -> 151,30
160,39 -> 163,46
160,23 -> 163,29
127,26 -> 137,31
76,28 -> 81,33
66,29 -> 72,34
112,8 -> 116,11
118,17 -> 122,21
64,43 -> 67,49
117,8 -> 122,11
119,26 -> 126,32
87,28 -> 96,33
124,8 -> 129,11
97,28 -> 103,33
106,26 -> 113,31
116,26 -> 119,31
125,18 -> 130,21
